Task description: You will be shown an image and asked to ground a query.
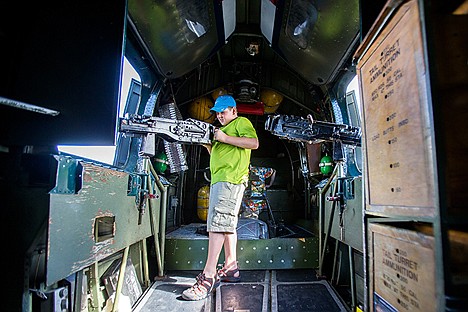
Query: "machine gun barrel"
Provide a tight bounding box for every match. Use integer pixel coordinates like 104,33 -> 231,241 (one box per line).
265,114 -> 361,146
119,115 -> 214,145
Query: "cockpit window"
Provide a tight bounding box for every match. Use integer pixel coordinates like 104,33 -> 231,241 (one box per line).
285,0 -> 318,49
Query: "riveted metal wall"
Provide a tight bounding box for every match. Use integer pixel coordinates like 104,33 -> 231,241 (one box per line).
164,236 -> 319,270
47,156 -> 161,285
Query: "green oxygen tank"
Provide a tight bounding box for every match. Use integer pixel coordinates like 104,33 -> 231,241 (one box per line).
319,155 -> 334,175
153,152 -> 168,174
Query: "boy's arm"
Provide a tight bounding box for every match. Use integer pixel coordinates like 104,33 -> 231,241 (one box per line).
214,128 -> 259,150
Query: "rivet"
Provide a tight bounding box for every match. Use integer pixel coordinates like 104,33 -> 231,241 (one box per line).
258,260 -> 261,263
281,259 -> 284,263
253,247 -> 256,250
188,261 -> 191,264
290,246 -> 294,249
188,247 -> 192,250
270,260 -> 273,263
293,259 -> 296,262
278,246 -> 282,250
240,247 -> 244,251
246,260 -> 250,264
266,246 -> 269,250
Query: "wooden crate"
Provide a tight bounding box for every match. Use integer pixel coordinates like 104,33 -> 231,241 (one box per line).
356,0 -> 436,217
368,223 -> 437,312
415,224 -> 468,285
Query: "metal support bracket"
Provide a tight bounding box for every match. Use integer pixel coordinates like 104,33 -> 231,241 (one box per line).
50,156 -> 83,194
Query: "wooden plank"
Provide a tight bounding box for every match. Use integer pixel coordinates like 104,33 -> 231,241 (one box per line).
357,0 -> 435,216
368,223 -> 436,312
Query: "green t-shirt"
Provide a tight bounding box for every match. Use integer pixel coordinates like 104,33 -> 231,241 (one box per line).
210,116 -> 258,185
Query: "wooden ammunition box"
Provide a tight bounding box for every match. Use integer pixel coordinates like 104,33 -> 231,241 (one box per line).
368,223 -> 437,312
356,0 -> 436,217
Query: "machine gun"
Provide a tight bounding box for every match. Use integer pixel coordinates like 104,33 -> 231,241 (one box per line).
119,114 -> 214,156
119,114 -> 214,145
265,114 -> 361,161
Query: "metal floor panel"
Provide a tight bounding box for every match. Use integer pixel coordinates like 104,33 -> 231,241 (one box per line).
217,284 -> 267,312
271,270 -> 348,312
274,283 -> 347,312
133,271 -> 214,312
133,270 -> 347,312
216,271 -> 270,312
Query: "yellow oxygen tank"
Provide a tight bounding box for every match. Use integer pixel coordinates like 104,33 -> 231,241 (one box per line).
260,88 -> 283,113
197,185 -> 210,221
188,96 -> 216,123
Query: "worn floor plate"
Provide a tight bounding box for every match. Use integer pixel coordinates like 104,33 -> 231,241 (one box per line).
133,271 -> 214,312
276,283 -> 344,312
218,284 -> 266,312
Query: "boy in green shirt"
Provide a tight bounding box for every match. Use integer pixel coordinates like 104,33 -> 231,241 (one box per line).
183,95 -> 258,301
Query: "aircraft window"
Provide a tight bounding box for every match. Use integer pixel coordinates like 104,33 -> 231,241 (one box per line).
346,91 -> 360,127
57,58 -> 141,165
285,0 -> 318,49
345,75 -> 362,174
346,75 -> 362,125
119,59 -> 141,118
94,216 -> 115,242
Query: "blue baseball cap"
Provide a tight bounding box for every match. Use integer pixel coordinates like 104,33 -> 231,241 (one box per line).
210,95 -> 236,112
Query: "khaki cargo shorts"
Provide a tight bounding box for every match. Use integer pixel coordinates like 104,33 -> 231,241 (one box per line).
206,181 -> 246,233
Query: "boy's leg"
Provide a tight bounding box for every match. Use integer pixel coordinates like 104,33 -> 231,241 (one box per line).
203,232 -> 225,277
223,232 -> 238,270
182,232 -> 223,301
